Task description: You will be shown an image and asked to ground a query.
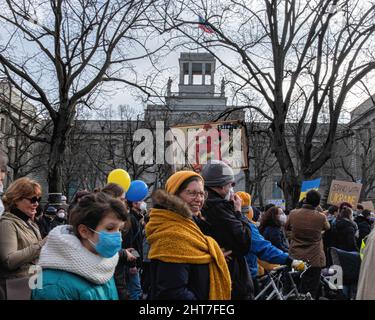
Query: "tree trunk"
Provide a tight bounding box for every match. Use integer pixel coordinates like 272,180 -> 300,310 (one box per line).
47,108 -> 74,193
271,116 -> 300,210
244,169 -> 250,193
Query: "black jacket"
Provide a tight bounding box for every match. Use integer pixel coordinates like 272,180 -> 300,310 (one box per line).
201,187 -> 253,300
355,216 -> 372,248
149,260 -> 209,300
334,218 -> 358,252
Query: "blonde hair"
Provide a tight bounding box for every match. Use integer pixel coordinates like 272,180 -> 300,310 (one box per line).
2,177 -> 42,210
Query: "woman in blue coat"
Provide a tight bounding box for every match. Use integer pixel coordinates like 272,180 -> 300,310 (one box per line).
236,192 -> 304,295
32,192 -> 128,300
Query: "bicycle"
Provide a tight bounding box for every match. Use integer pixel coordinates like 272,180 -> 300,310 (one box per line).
255,264 -> 313,300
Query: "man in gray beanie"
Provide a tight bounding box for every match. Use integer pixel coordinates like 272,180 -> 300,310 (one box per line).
200,160 -> 253,300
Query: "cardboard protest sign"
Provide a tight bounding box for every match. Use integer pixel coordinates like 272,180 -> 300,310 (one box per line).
267,199 -> 285,210
299,178 -> 321,201
327,180 -> 362,207
360,201 -> 375,212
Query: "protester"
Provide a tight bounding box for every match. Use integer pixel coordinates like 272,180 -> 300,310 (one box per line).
259,206 -> 289,252
37,205 -> 67,238
146,170 -> 231,300
236,192 -> 305,295
334,204 -> 359,252
0,150 -> 7,218
323,205 -> 339,265
355,209 -> 373,248
0,177 -> 44,299
356,228 -> 375,300
102,183 -> 141,300
285,190 -> 330,299
200,160 -> 253,300
32,192 -> 127,300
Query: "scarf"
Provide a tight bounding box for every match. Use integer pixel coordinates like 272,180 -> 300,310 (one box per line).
37,225 -> 118,285
146,207 -> 231,300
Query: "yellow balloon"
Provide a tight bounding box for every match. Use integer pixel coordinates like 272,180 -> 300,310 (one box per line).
107,169 -> 131,192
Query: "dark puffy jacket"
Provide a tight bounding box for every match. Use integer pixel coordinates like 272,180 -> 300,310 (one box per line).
261,226 -> 289,253
201,188 -> 253,300
334,218 -> 358,252
355,216 -> 372,248
149,260 -> 209,300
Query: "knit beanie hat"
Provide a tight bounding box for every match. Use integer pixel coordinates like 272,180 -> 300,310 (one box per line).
236,191 -> 254,221
201,160 -> 235,187
165,171 -> 204,195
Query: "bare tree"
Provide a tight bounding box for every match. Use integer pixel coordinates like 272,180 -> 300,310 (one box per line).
0,78 -> 49,180
0,0 -> 168,192
160,0 -> 375,208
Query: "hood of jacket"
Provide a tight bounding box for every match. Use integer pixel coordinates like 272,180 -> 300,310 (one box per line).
37,225 -> 118,285
151,189 -> 193,219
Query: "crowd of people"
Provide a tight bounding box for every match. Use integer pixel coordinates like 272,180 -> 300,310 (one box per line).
0,154 -> 375,300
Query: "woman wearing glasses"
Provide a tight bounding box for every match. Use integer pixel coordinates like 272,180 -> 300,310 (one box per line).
146,171 -> 231,300
0,177 -> 44,299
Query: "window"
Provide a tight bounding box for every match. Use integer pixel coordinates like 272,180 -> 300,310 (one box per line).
183,63 -> 189,84
205,63 -> 212,85
192,63 -> 203,85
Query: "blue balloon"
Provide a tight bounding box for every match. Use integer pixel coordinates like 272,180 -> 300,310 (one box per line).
125,180 -> 148,202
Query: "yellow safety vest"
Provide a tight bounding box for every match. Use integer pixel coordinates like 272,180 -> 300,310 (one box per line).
360,236 -> 368,260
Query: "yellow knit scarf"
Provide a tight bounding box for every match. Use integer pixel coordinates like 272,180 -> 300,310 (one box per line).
146,208 -> 231,300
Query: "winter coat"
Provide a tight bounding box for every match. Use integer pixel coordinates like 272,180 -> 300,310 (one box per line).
285,204 -> 330,267
149,260 -> 210,300
261,225 -> 289,253
146,190 -> 230,300
36,215 -> 66,238
201,187 -> 253,300
32,225 -> 119,300
0,208 -> 42,296
357,228 -> 375,299
32,269 -> 118,300
245,222 -> 290,278
334,218 -> 359,252
355,216 -> 372,249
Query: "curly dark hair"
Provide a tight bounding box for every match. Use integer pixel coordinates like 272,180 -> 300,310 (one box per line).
69,192 -> 128,239
258,206 -> 282,234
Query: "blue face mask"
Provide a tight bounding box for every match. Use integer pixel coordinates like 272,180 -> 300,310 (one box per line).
88,228 -> 122,258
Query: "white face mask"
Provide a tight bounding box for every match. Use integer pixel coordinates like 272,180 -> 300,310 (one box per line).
225,187 -> 234,201
56,210 -> 66,219
0,183 -> 3,193
279,213 -> 287,225
140,202 -> 147,211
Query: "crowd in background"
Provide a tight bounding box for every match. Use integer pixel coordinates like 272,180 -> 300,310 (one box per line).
0,150 -> 374,300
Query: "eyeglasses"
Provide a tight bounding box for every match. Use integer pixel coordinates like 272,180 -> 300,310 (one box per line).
25,196 -> 42,204
184,190 -> 208,200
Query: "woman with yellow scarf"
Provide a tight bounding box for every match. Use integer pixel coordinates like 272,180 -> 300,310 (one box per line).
145,171 -> 231,300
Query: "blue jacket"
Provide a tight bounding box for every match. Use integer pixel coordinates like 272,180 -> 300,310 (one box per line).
32,269 -> 119,300
245,222 -> 290,278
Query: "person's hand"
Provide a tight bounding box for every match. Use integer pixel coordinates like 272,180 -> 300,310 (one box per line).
126,248 -> 137,262
232,194 -> 242,212
221,248 -> 232,262
292,259 -> 305,271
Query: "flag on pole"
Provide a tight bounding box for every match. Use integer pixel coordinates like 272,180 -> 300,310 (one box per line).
198,15 -> 214,34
